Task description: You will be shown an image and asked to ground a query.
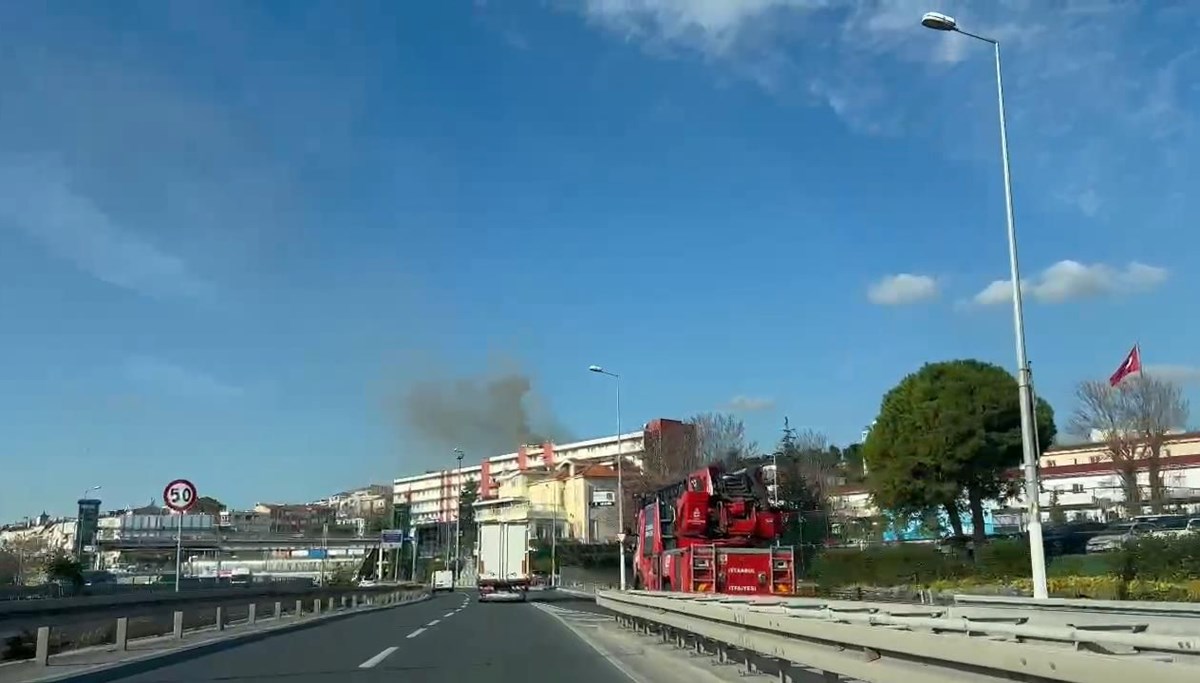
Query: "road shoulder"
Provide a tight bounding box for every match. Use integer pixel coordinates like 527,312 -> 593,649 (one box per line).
531,603 -> 751,683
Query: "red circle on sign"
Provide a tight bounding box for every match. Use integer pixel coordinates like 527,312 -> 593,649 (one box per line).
163,478 -> 198,512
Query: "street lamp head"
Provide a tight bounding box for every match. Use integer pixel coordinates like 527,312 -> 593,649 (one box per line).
921,11 -> 957,31
588,365 -> 604,373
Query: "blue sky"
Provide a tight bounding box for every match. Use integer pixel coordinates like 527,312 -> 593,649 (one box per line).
2,0 -> 1197,521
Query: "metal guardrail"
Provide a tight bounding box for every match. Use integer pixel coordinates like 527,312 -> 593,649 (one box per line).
595,590 -> 1200,683
6,587 -> 429,665
0,582 -> 401,620
0,577 -> 313,602
954,593 -> 1200,616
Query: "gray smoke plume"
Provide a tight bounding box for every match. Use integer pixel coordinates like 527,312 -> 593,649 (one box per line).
402,371 -> 572,458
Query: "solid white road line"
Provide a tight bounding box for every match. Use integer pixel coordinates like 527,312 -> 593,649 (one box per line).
359,647 -> 399,669
406,627 -> 427,639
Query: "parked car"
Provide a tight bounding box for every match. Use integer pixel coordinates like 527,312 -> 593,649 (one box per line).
1085,521 -> 1159,553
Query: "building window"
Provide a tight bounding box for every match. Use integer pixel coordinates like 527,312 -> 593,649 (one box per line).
1071,483 -> 1084,494
1089,456 -> 1101,464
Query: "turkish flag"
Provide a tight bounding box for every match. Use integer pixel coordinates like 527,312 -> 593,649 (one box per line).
1109,345 -> 1141,387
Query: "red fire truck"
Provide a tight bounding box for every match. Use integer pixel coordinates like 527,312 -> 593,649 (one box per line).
632,463 -> 795,596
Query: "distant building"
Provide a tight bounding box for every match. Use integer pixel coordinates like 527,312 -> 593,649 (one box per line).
828,431 -> 1200,535
253,503 -> 337,534
393,419 -> 692,530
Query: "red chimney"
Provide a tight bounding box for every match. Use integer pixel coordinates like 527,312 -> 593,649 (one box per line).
518,445 -> 528,471
543,441 -> 556,468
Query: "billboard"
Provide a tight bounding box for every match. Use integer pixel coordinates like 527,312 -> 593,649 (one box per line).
380,529 -> 406,549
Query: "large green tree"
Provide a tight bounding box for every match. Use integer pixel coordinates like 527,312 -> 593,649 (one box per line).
863,359 -> 1056,544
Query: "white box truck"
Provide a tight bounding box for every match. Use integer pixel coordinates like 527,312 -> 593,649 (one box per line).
476,520 -> 530,602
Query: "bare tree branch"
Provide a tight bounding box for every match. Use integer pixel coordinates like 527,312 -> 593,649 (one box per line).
690,412 -> 758,466
1070,375 -> 1189,512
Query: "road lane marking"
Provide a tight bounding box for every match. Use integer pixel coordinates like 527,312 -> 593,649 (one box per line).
426,619 -> 440,626
444,612 -> 455,618
406,627 -> 426,639
359,647 -> 399,669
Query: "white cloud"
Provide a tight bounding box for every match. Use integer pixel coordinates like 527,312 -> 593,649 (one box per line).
565,1 -> 1198,213
728,395 -> 775,412
0,156 -> 213,301
971,260 -> 1167,306
124,356 -> 243,399
1144,365 -> 1200,386
867,273 -> 939,305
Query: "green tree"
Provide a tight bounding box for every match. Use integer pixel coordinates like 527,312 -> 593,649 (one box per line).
43,553 -> 84,590
457,479 -> 479,561
772,419 -> 832,571
863,359 -> 1056,545
1047,489 -> 1068,526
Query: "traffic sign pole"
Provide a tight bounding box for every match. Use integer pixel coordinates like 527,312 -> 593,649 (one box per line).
175,513 -> 183,593
163,479 -> 198,594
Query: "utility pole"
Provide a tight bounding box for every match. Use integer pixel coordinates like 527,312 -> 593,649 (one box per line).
453,448 -> 465,586
320,523 -> 328,586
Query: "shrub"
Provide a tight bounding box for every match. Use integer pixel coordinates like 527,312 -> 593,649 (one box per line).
974,538 -> 1032,580
811,544 -> 970,587
811,534 -> 1200,592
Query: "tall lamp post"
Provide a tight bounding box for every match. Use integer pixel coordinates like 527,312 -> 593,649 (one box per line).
452,447 -> 465,586
921,11 -> 1048,600
588,364 -> 626,591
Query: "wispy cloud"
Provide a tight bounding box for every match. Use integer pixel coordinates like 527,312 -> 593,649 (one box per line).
970,259 -> 1167,307
0,156 -> 212,300
867,273 -> 939,306
124,356 -> 243,400
565,1 -> 1199,215
728,394 -> 775,412
1144,364 -> 1200,386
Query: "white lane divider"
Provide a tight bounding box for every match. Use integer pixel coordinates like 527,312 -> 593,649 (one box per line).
406,627 -> 427,639
426,619 -> 440,627
444,612 -> 455,618
359,646 -> 399,669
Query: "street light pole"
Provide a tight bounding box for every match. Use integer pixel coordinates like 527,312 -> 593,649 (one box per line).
453,448 -> 465,586
589,365 -> 626,591
921,11 -> 1048,600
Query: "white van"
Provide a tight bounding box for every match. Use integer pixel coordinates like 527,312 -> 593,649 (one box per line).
431,569 -> 455,593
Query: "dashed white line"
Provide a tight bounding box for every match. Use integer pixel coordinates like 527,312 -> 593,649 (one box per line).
426,619 -> 441,627
359,646 -> 399,669
444,612 -> 455,618
406,627 -> 427,639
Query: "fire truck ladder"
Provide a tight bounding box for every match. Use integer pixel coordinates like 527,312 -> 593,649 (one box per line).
770,545 -> 796,593
690,544 -> 718,593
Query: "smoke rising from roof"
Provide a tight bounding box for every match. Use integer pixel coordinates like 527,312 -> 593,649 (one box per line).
402,370 -> 572,458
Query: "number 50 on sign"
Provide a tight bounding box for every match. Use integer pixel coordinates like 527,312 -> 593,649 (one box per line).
163,479 -> 198,513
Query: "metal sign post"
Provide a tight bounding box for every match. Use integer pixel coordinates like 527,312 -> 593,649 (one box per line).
163,479 -> 198,593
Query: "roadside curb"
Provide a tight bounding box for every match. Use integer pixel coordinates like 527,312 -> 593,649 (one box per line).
3,592 -> 432,683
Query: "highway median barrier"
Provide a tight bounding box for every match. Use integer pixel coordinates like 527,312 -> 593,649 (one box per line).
1,587 -> 431,670
595,589 -> 1200,683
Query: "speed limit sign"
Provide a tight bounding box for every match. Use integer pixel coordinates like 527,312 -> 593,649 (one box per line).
163,479 -> 198,513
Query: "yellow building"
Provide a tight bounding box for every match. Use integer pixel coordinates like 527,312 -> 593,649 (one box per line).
474,463 -> 621,543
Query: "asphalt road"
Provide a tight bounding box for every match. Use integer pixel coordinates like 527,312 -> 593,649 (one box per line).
94,591 -> 631,682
